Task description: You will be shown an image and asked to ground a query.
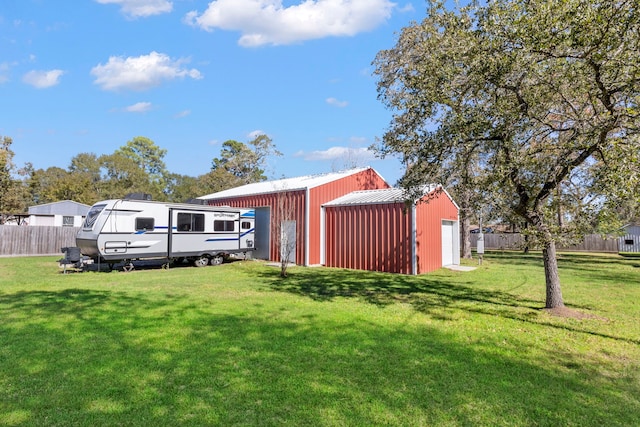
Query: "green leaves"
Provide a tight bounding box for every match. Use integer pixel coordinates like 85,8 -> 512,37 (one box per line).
0,136 -> 31,221
210,134 -> 281,189
374,0 -> 640,235
374,0 -> 640,307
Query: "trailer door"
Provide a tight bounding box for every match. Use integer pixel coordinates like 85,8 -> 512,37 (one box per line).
169,210 -> 209,257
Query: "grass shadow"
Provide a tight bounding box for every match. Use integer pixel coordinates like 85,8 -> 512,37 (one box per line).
0,287 -> 638,426
249,262 -> 640,346
487,250 -> 640,271
251,266 -> 541,319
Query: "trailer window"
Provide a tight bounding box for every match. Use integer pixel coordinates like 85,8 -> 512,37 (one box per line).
177,213 -> 204,232
214,220 -> 236,232
83,204 -> 106,229
241,221 -> 251,230
136,217 -> 155,231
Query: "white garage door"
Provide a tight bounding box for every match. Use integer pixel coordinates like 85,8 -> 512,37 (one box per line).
441,220 -> 455,266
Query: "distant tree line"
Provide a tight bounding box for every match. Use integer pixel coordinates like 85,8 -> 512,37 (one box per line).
0,134 -> 280,222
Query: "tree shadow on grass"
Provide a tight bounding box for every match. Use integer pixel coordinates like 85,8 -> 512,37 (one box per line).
249,265 -> 640,346
481,250 -> 545,266
487,250 -> 640,274
0,288 -> 638,426
554,252 -> 640,284
252,266 -> 541,317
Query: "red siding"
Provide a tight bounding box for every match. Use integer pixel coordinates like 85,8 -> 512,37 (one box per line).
207,190 -> 306,265
325,203 -> 412,274
415,189 -> 459,273
206,168 -> 389,266
308,169 -> 389,265
324,187 -> 459,275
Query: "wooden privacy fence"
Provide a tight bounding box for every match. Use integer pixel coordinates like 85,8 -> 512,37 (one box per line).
0,226 -> 79,256
0,226 -> 622,257
469,233 -> 619,253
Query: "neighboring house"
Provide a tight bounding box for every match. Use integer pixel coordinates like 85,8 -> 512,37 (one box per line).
200,167 -> 461,274
28,200 -> 91,227
619,224 -> 640,254
0,213 -> 29,226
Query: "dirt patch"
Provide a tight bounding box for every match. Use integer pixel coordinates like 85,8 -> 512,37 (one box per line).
543,306 -> 608,321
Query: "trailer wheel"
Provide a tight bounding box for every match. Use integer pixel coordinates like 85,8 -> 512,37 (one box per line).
210,255 -> 224,266
193,255 -> 209,268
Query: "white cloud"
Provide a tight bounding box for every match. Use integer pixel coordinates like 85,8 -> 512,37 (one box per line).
295,146 -> 375,161
22,69 -> 64,88
96,0 -> 173,18
185,0 -> 396,47
174,109 -> 191,118
326,97 -> 348,108
90,51 -> 202,91
125,101 -> 152,112
0,62 -> 10,84
247,129 -> 267,139
398,3 -> 414,13
46,22 -> 69,32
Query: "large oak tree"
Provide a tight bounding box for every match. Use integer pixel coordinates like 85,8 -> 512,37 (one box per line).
374,0 -> 640,308
115,136 -> 170,200
208,134 -> 282,189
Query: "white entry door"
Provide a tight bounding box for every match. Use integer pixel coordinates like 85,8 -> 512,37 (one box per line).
441,220 -> 455,266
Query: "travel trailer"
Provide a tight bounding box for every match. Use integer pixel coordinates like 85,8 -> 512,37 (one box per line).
76,196 -> 255,269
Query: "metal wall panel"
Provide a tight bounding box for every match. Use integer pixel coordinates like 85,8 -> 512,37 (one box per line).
325,202 -> 412,274
207,190 -> 307,265
324,187 -> 460,275
415,189 -> 459,273
206,169 -> 390,266
308,169 -> 389,265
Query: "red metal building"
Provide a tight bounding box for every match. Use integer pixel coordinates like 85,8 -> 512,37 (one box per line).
322,186 -> 460,274
200,169 -> 459,274
199,168 -> 390,266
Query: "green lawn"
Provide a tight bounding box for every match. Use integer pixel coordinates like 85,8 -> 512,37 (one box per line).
0,252 -> 638,426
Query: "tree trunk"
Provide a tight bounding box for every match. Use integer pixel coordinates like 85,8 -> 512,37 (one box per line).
542,240 -> 564,308
528,212 -> 564,308
461,215 -> 472,258
522,222 -> 530,254
556,186 -> 564,228
460,189 -> 473,259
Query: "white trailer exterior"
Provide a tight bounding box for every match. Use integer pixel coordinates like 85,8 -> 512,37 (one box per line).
76,198 -> 255,267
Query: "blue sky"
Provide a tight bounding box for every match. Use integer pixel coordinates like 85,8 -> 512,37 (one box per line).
1,0 -> 425,187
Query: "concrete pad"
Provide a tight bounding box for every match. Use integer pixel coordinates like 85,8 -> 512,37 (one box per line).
444,265 -> 477,272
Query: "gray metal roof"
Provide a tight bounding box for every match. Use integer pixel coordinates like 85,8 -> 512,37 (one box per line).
622,224 -> 640,234
324,188 -> 408,206
324,184 -> 441,206
199,167 -> 383,200
28,200 -> 91,216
